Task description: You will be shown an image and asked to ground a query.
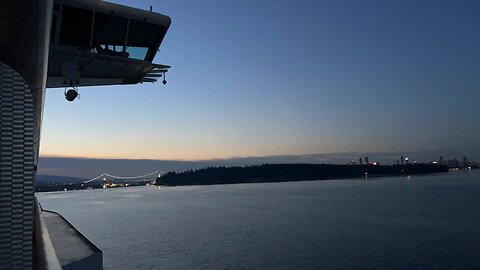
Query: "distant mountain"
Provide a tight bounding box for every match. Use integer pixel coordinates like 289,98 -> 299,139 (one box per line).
36,175 -> 86,184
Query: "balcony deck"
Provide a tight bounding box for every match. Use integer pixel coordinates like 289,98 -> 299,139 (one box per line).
35,200 -> 103,270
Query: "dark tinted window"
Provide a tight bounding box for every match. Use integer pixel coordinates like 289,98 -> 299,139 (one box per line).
127,20 -> 167,61
59,6 -> 93,49
127,20 -> 165,48
50,15 -> 57,45
92,13 -> 128,47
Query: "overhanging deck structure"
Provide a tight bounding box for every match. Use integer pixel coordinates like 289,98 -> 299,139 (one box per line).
0,1 -> 171,269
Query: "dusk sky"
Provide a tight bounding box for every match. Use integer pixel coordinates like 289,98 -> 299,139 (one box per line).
40,0 -> 480,161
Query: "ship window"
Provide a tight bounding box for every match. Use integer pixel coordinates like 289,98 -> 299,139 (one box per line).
91,13 -> 128,57
125,46 -> 149,60
50,15 -> 57,45
126,20 -> 167,61
92,45 -> 126,57
59,6 -> 93,49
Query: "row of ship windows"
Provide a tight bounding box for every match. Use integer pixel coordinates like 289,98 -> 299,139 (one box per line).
50,5 -> 166,61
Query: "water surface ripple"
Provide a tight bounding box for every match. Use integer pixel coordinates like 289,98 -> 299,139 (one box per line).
38,171 -> 480,270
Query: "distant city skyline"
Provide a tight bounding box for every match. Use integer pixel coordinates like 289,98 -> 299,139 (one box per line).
38,149 -> 479,178
40,0 -> 480,161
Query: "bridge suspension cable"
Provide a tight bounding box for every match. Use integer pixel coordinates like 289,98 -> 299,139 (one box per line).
83,170 -> 166,184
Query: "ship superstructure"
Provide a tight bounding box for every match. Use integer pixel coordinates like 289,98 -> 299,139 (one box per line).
0,1 -> 171,269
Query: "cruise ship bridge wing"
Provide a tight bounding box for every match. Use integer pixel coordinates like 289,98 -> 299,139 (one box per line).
46,0 -> 171,88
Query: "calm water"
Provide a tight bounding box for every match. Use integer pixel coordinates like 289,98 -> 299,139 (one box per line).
37,170 -> 480,270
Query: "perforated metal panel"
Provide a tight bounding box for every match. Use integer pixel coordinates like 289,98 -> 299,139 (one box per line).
0,62 -> 34,269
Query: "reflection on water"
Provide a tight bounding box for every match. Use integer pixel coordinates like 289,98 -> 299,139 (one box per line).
38,170 -> 480,270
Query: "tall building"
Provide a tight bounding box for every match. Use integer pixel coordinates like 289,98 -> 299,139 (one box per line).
359,157 -> 363,165
401,156 -> 404,165
463,156 -> 468,167
365,157 -> 369,164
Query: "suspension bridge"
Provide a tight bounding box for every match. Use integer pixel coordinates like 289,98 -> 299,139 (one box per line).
83,170 -> 166,184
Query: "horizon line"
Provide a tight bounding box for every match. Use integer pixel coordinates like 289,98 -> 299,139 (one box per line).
39,149 -> 472,162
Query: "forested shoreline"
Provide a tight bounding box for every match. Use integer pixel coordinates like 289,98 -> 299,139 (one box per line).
156,163 -> 449,186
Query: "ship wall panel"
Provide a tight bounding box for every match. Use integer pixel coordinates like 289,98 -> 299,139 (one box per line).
0,62 -> 34,269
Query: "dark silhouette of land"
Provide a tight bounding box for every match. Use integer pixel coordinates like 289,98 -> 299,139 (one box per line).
35,175 -> 152,192
156,163 -> 449,186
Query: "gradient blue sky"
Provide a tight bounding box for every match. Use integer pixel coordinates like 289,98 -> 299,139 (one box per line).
40,0 -> 480,160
